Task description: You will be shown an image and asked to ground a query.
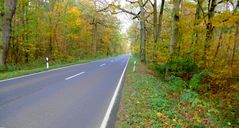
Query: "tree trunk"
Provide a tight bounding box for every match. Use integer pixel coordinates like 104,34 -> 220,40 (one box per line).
170,0 -> 181,55
231,23 -> 239,67
2,0 -> 17,67
92,18 -> 97,55
203,0 -> 216,69
153,0 -> 165,62
212,28 -> 224,67
192,0 -> 203,45
153,0 -> 157,43
139,1 -> 146,62
158,0 -> 165,42
152,0 -> 158,61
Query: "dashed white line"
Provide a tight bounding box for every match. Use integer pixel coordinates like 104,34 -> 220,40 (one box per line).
100,63 -> 106,67
65,72 -> 85,80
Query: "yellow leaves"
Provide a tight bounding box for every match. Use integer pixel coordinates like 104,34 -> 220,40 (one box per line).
55,2 -> 65,13
75,18 -> 81,26
212,12 -> 239,28
102,28 -> 113,44
67,7 -> 81,16
156,112 -> 163,117
67,34 -> 80,40
193,114 -> 202,124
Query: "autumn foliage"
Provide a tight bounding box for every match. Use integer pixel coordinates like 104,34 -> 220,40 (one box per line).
0,0 -> 126,66
128,0 -> 239,88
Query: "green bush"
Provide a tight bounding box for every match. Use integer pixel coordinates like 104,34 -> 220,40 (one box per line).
189,71 -> 209,90
166,58 -> 198,78
167,75 -> 187,89
181,90 -> 201,107
153,63 -> 167,75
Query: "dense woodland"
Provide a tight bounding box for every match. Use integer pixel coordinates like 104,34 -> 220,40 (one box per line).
0,0 -> 126,67
117,0 -> 239,88
110,0 -> 239,126
1,0 -> 239,126
1,0 -> 238,84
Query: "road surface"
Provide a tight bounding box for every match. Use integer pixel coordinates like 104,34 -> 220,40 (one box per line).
0,54 -> 130,128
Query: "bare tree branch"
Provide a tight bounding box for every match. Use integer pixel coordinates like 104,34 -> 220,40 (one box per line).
148,0 -> 154,7
96,6 -> 109,12
126,0 -> 138,4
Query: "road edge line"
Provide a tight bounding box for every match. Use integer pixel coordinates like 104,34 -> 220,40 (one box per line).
100,56 -> 130,128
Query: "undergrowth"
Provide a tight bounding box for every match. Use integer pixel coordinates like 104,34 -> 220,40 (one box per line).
116,56 -> 239,127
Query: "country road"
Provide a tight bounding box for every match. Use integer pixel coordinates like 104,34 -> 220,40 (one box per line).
0,54 -> 130,128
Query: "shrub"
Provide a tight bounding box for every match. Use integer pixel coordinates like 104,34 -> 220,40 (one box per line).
189,71 -> 209,90
189,71 -> 209,91
153,63 -> 167,75
166,58 -> 198,79
167,75 -> 187,89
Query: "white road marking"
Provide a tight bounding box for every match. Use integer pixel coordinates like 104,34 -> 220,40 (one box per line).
100,63 -> 106,67
100,57 -> 130,128
65,72 -> 85,80
0,55 -> 123,83
0,58 -> 107,83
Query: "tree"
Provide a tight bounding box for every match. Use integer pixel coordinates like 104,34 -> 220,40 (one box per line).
170,0 -> 181,55
150,0 -> 165,61
231,0 -> 239,67
103,0 -> 150,62
2,0 -> 17,67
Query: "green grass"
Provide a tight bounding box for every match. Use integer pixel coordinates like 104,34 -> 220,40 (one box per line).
0,50 -> 2,64
0,55 -> 111,80
115,56 -> 239,127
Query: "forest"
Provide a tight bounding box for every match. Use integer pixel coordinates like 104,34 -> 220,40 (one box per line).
1,0 -> 239,127
121,0 -> 239,87
1,0 -> 238,84
0,0 -> 126,68
114,0 -> 239,127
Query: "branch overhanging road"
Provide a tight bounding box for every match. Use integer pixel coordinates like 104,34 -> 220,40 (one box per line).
0,54 -> 130,128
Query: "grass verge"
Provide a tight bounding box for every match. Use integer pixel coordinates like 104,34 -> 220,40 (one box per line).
0,55 -> 111,80
115,56 -> 239,127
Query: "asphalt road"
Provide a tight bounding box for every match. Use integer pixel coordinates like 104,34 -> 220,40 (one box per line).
0,54 -> 130,128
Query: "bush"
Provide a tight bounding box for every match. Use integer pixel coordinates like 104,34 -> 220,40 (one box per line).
167,75 -> 187,89
153,63 -> 167,75
166,58 -> 198,78
189,71 -> 210,91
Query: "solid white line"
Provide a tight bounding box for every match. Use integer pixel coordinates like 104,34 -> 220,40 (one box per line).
100,63 -> 106,67
65,72 -> 85,80
100,56 -> 130,128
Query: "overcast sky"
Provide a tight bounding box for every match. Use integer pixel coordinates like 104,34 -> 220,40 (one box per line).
113,0 -> 134,34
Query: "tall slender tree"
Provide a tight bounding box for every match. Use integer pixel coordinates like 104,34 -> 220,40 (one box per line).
2,0 -> 17,67
170,0 -> 181,55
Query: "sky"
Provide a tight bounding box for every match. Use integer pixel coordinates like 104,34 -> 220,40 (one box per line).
113,0 -> 134,34
117,11 -> 134,34
77,0 -> 134,34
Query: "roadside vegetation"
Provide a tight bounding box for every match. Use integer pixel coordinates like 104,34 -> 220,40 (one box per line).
1,0 -> 239,127
114,0 -> 239,126
116,56 -> 239,127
